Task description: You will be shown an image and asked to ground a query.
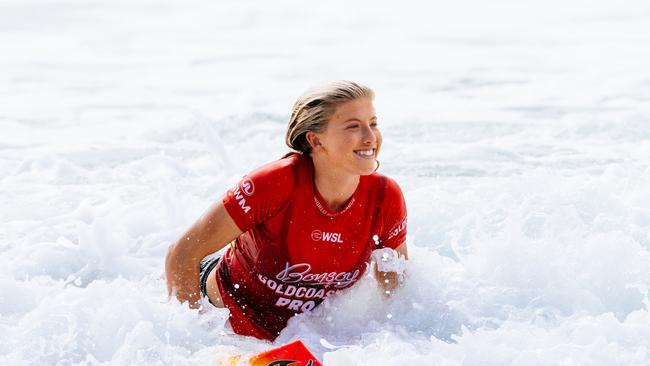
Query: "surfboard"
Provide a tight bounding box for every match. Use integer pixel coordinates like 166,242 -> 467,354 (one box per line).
218,340 -> 322,366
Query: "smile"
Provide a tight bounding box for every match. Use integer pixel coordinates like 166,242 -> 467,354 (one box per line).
354,149 -> 375,159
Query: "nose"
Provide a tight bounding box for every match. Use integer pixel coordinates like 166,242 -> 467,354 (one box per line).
361,125 -> 376,145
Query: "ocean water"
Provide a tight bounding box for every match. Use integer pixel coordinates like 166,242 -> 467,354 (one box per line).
1,0 -> 650,364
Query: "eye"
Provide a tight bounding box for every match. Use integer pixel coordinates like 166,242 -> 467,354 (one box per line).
346,124 -> 359,129
370,121 -> 378,127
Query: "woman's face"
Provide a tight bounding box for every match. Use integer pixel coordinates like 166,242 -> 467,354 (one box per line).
312,97 -> 382,176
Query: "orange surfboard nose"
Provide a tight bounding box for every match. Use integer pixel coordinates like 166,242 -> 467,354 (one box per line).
249,340 -> 322,366
219,340 -> 322,366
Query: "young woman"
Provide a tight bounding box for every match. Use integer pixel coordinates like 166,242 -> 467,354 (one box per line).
165,81 -> 408,341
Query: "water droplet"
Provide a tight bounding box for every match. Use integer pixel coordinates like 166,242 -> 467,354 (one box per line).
372,235 -> 380,246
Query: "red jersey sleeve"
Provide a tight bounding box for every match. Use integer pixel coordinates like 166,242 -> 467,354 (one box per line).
377,177 -> 408,250
222,158 -> 297,232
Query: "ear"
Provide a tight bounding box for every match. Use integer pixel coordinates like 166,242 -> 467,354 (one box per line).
305,131 -> 321,150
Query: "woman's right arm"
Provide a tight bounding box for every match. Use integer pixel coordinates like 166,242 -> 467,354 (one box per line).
165,201 -> 242,308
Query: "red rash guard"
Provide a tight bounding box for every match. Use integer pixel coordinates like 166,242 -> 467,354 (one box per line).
216,153 -> 407,340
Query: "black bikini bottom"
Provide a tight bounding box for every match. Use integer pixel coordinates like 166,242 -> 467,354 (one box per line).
199,254 -> 221,304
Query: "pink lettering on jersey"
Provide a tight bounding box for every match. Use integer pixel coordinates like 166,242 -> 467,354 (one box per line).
275,262 -> 360,288
311,230 -> 344,243
234,188 -> 251,213
386,218 -> 407,241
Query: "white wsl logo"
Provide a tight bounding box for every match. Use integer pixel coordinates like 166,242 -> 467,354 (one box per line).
311,230 -> 343,243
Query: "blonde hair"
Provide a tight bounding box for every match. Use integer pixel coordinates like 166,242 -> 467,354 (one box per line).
285,80 -> 374,155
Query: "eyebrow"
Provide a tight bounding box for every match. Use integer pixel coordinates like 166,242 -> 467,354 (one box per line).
343,116 -> 377,123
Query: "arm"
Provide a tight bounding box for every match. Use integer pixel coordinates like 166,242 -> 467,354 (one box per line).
165,201 -> 242,308
374,242 -> 408,297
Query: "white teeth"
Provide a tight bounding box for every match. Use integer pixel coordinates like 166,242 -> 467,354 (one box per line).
355,149 -> 374,157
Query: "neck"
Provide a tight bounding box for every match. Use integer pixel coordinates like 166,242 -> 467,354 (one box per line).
311,155 -> 360,212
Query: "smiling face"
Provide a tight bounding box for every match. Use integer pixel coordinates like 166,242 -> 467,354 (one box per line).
308,97 -> 381,176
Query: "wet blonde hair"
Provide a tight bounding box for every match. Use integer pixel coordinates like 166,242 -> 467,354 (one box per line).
285,80 -> 374,155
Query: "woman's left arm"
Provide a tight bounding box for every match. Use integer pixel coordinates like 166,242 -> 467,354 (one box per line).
374,242 -> 408,296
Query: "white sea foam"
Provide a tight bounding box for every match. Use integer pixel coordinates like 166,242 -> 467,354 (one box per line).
1,0 -> 650,364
